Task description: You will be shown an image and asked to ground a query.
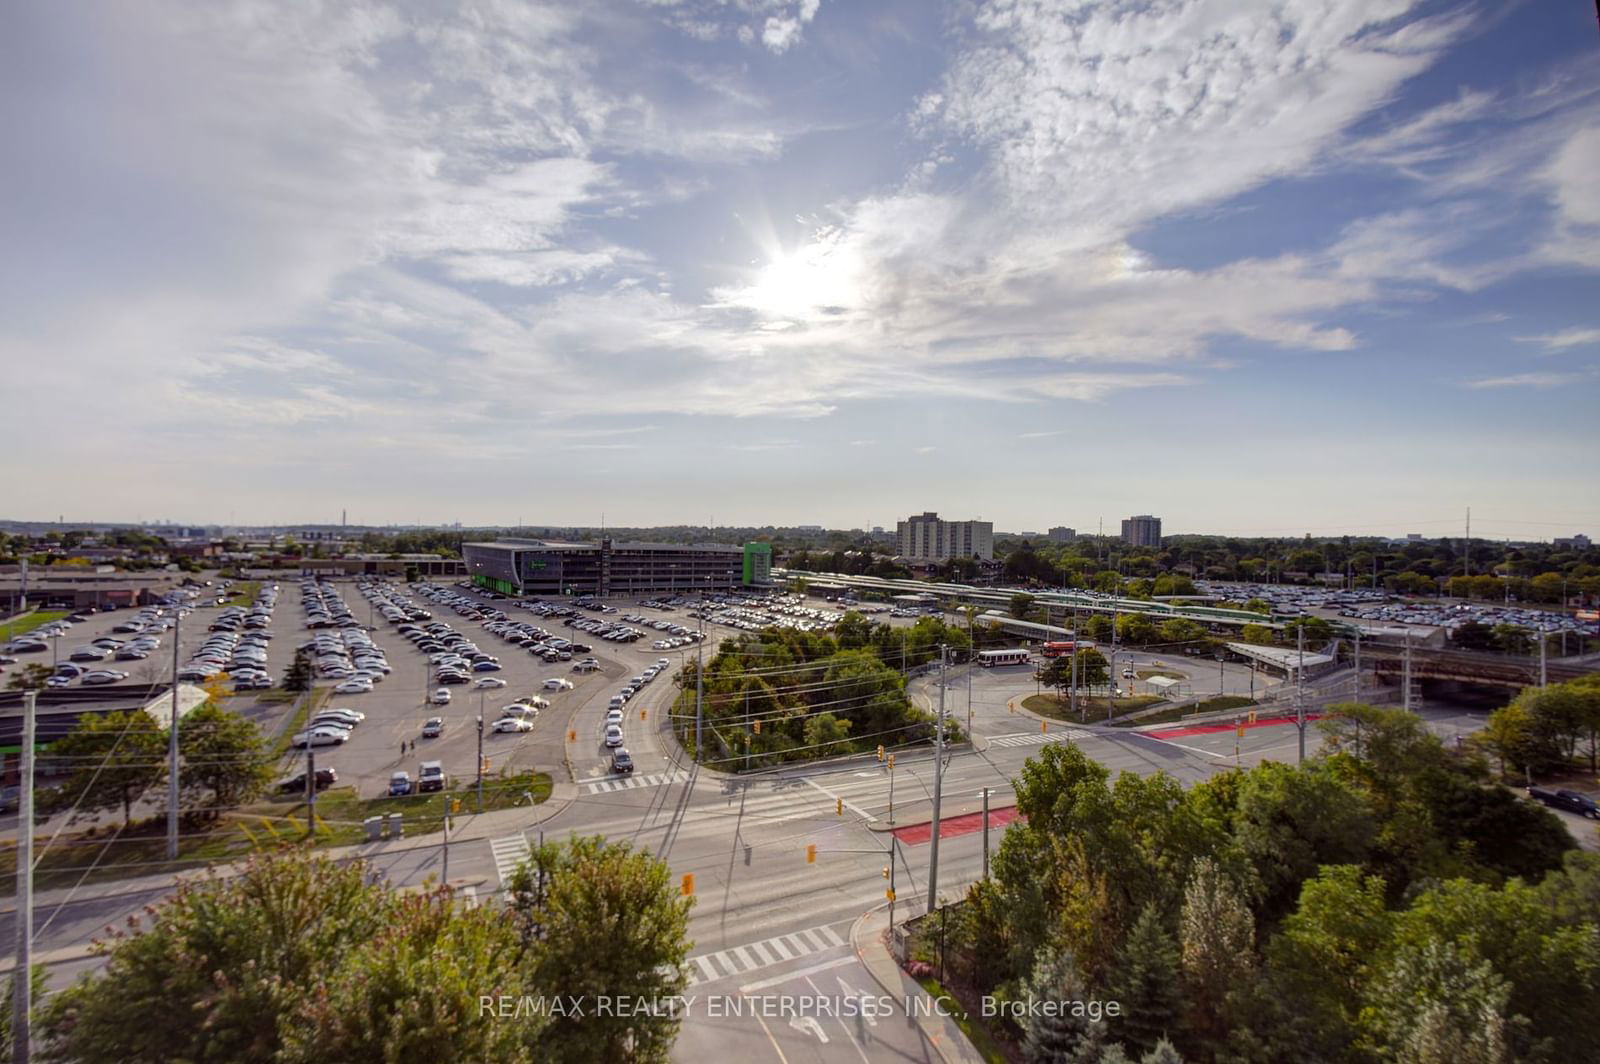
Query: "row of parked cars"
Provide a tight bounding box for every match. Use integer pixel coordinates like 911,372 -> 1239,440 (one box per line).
601,658 -> 672,762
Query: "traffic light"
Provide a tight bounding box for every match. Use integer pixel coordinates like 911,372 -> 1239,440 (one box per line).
876,744 -> 885,761
886,754 -> 894,769
1236,722 -> 1246,738
806,844 -> 816,864
1041,719 -> 1048,733
567,729 -> 577,742
481,757 -> 490,773
1248,711 -> 1257,724
886,888 -> 896,902
835,798 -> 843,816
681,873 -> 694,896
882,866 -> 890,879
753,719 -> 761,734
450,798 -> 461,814
640,709 -> 647,721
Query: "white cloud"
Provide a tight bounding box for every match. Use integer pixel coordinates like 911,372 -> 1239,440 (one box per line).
1463,372 -> 1585,390
1514,328 -> 1600,351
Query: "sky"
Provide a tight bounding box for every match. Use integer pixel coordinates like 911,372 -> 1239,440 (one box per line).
3,0 -> 1597,541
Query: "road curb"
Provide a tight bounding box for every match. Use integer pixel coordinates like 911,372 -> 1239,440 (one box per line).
849,902 -> 984,1064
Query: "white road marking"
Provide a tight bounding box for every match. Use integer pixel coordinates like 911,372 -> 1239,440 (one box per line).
802,776 -> 879,822
737,954 -> 856,994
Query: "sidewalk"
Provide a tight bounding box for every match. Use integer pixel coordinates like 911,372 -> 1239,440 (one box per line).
851,903 -> 986,1064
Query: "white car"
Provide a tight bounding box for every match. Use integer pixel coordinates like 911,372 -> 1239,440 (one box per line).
333,679 -> 373,694
493,716 -> 534,733
80,670 -> 130,685
605,708 -> 624,726
291,727 -> 349,748
501,702 -> 538,717
432,688 -> 452,704
542,677 -> 574,691
474,676 -> 508,689
604,723 -> 624,748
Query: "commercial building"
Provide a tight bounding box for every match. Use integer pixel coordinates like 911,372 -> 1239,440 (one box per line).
1120,515 -> 1163,548
1554,534 -> 1592,549
462,538 -> 745,598
1048,526 -> 1076,542
896,513 -> 994,562
742,542 -> 773,587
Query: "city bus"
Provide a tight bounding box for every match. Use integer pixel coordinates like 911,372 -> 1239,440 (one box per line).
978,648 -> 1031,668
1040,640 -> 1096,658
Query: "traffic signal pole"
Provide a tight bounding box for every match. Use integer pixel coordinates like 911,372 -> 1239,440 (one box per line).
927,644 -> 947,913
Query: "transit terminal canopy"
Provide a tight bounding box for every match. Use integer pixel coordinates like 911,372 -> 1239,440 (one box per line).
1225,642 -> 1335,676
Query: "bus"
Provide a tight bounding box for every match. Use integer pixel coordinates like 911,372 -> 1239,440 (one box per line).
978,648 -> 1031,668
1040,640 -> 1096,658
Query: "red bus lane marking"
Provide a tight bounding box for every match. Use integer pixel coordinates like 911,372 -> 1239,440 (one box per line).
892,805 -> 1023,846
1147,713 -> 1322,741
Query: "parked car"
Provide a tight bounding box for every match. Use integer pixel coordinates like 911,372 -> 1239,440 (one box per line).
493,716 -> 533,733
278,768 -> 338,794
388,771 -> 414,796
432,688 -> 451,704
291,727 -> 350,748
474,676 -> 508,689
80,670 -> 130,685
543,677 -> 574,691
422,717 -> 444,738
418,760 -> 446,792
1528,786 -> 1600,819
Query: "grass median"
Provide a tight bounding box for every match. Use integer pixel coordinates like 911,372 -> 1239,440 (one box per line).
0,770 -> 555,894
0,610 -> 68,642
1020,693 -> 1163,724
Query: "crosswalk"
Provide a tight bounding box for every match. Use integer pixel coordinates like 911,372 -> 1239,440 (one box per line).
988,727 -> 1092,747
489,834 -> 530,886
581,768 -> 691,795
684,921 -> 849,986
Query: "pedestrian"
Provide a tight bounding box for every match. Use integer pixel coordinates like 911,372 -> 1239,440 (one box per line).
400,740 -> 405,759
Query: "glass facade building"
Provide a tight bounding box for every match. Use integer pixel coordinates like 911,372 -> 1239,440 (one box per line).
462,539 -> 744,598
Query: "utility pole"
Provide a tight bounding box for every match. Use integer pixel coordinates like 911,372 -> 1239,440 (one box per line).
1539,630 -> 1548,688
1402,629 -> 1413,713
1353,630 -> 1362,703
1069,608 -> 1079,719
981,786 -> 991,881
1296,623 -> 1306,764
695,597 -> 705,761
966,608 -> 974,737
14,691 -> 36,1064
442,795 -> 450,885
167,610 -> 181,861
306,749 -> 316,835
476,714 -> 485,812
926,645 -> 947,913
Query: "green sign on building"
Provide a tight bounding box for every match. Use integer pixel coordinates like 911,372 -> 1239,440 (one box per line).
742,542 -> 772,586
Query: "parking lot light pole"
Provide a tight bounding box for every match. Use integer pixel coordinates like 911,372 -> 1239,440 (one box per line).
476,715 -> 485,812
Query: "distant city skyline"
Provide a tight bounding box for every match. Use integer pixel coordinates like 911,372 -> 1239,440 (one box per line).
4,3 -> 1597,539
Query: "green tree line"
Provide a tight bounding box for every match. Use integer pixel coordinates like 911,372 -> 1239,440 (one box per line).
938,703 -> 1594,1062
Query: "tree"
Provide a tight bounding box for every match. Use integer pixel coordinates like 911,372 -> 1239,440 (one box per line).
178,703 -> 275,813
6,664 -> 53,691
1179,857 -> 1254,1049
1075,649 -> 1109,692
41,847 -> 396,1063
508,834 -> 693,1063
1010,592 -> 1036,619
1157,618 -> 1205,646
1107,906 -> 1181,1055
279,889 -> 544,1063
43,710 -> 168,827
1233,761 -> 1375,923
1452,620 -> 1498,651
1281,616 -> 1334,645
1116,613 -> 1158,646
803,710 -> 852,752
1491,624 -> 1531,655
2,966 -> 47,1060
1239,623 -> 1275,647
1474,701 -> 1560,778
1361,940 -> 1516,1064
1021,944 -> 1104,1063
281,648 -> 312,693
1083,615 -> 1115,642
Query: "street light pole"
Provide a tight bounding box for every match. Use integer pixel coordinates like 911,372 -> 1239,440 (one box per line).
926,645 -> 947,913
166,610 -> 181,861
476,714 -> 485,812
